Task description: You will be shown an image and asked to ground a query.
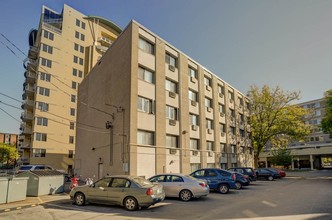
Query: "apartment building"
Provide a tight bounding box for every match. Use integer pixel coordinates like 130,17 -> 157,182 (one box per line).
20,4 -> 121,173
0,133 -> 18,147
259,97 -> 332,170
75,20 -> 253,179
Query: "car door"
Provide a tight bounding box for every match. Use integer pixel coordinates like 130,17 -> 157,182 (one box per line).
149,175 -> 167,194
163,175 -> 184,197
204,169 -> 219,189
87,177 -> 112,204
107,177 -> 131,205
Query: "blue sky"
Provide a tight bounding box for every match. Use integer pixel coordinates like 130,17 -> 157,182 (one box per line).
0,0 -> 331,134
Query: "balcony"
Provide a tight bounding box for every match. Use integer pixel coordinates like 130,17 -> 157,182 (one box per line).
21,111 -> 33,122
20,123 -> 32,135
21,97 -> 34,110
24,71 -> 36,84
24,58 -> 38,72
96,45 -> 109,53
23,83 -> 35,97
28,46 -> 38,60
97,36 -> 113,46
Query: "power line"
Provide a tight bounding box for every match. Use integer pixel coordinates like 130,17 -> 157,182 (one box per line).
0,107 -> 20,123
0,92 -> 22,103
0,100 -> 22,110
0,33 -> 27,57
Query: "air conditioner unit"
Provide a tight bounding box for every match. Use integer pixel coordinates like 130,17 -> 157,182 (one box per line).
169,65 -> 175,72
206,85 -> 211,91
221,132 -> 225,137
207,107 -> 212,112
191,100 -> 197,106
230,99 -> 234,103
230,117 -> 234,121
191,125 -> 198,131
169,120 -> 176,126
190,77 -> 197,83
219,93 -> 224,98
169,91 -> 176,98
170,149 -> 177,154
207,129 -> 212,134
192,150 -> 199,156
208,151 -> 213,157
220,112 -> 225,117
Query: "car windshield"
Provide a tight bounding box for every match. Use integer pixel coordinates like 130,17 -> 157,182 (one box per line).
20,166 -> 33,170
132,177 -> 153,187
245,168 -> 254,174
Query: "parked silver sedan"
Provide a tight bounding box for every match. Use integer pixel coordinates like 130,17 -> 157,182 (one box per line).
148,173 -> 209,201
70,175 -> 165,211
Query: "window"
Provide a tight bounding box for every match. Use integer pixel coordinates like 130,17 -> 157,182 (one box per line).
79,58 -> 84,65
72,68 -> 77,76
228,91 -> 234,100
74,43 -> 79,51
188,66 -> 197,79
70,108 -> 75,116
206,119 -> 213,129
220,123 -> 226,132
165,53 -> 177,67
72,81 -> 77,89
166,79 -> 177,93
76,19 -> 80,27
239,113 -> 244,122
218,84 -> 224,95
36,117 -> 48,126
73,56 -> 78,63
78,70 -> 83,78
43,30 -> 54,40
166,105 -> 178,120
190,163 -> 201,173
219,104 -> 225,113
238,97 -> 244,106
39,72 -> 51,82
190,138 -> 199,150
241,146 -> 245,153
229,108 -> 235,117
40,57 -> 52,68
138,96 -> 154,113
230,126 -> 236,135
42,44 -> 53,54
81,34 -> 85,41
39,87 -> 50,96
204,77 -> 212,87
231,145 -> 237,154
189,90 -> 197,102
80,45 -> 84,53
207,141 -> 214,151
166,135 -> 179,148
190,114 -> 199,126
37,102 -> 49,112
33,148 -> 46,157
71,95 -> 76,103
69,136 -> 74,144
75,31 -> 79,39
35,133 -> 47,142
248,147 -> 253,154
81,22 -> 86,29
70,122 -> 75,130
138,66 -> 154,83
137,130 -> 154,145
69,150 -> 73,158
138,37 -> 154,54
220,143 -> 226,153
205,97 -> 212,108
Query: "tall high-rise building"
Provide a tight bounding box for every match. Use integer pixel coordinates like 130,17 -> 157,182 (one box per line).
75,21 -> 253,179
19,4 -> 121,173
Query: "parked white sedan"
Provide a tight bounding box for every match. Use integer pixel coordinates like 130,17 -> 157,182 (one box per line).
148,173 -> 209,201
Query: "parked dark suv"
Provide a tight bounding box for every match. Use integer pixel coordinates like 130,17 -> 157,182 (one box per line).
228,167 -> 257,182
190,168 -> 236,194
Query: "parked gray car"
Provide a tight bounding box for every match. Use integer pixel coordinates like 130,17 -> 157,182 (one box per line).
70,175 -> 165,211
148,173 -> 209,201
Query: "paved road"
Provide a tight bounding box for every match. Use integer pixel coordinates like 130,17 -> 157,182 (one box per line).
1,170 -> 331,220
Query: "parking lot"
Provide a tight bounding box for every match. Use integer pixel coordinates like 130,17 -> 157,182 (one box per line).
1,170 -> 332,220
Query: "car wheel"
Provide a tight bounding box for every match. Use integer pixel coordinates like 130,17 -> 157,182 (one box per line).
218,184 -> 229,194
267,176 -> 274,181
235,181 -> 242,190
179,189 -> 192,201
74,192 -> 85,206
124,196 -> 138,211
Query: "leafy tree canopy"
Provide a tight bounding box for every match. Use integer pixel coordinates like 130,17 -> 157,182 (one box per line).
0,143 -> 19,165
321,89 -> 332,138
247,85 -> 311,167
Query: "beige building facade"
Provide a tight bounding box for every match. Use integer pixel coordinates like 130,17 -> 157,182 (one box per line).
0,133 -> 18,147
75,21 -> 253,179
20,4 -> 121,173
259,97 -> 332,170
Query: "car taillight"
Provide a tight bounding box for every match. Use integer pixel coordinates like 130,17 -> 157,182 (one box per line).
146,188 -> 154,195
232,173 -> 236,180
199,182 -> 207,187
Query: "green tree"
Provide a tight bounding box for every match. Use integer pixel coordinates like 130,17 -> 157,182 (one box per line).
321,89 -> 332,138
0,143 -> 19,166
247,85 -> 311,167
270,135 -> 292,168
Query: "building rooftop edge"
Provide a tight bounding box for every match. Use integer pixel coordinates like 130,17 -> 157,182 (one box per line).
85,16 -> 122,34
130,20 -> 248,98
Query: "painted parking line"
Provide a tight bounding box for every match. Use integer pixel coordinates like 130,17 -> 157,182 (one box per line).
0,204 -> 40,214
